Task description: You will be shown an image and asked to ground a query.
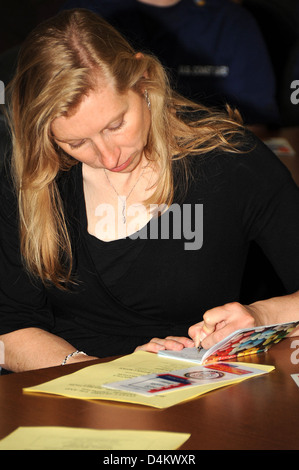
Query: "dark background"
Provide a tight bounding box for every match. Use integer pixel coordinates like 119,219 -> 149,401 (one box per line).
0,0 -> 298,125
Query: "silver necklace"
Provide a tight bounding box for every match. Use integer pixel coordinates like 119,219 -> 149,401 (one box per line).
103,162 -> 150,224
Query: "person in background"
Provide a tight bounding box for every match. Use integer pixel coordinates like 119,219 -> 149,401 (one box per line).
0,9 -> 298,373
62,0 -> 280,134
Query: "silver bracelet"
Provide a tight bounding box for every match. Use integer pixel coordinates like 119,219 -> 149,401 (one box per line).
61,350 -> 87,366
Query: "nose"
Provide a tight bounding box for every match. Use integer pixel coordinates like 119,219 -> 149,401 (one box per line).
92,135 -> 121,169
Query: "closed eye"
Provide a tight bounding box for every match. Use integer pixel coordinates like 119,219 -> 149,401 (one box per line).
107,119 -> 126,132
69,140 -> 86,149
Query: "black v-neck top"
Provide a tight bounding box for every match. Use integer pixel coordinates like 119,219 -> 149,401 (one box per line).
1,132 -> 299,357
85,231 -> 146,289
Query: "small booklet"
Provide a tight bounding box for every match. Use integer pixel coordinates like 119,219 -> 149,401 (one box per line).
103,362 -> 268,397
158,320 -> 299,365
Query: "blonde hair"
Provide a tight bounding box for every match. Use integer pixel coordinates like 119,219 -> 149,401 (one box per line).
6,8 -> 244,288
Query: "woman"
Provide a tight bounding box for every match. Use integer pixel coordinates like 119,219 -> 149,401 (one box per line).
0,9 -> 299,372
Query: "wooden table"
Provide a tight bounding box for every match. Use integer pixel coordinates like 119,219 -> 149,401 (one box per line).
0,337 -> 298,450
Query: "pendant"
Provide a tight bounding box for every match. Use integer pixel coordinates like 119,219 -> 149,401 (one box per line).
122,201 -> 126,224
119,196 -> 127,224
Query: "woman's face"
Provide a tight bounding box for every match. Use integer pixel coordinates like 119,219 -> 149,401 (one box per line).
51,83 -> 151,173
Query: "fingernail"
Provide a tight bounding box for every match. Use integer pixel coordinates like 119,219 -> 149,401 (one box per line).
199,331 -> 207,342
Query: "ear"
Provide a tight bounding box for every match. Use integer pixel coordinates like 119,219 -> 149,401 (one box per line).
135,52 -> 144,60
135,52 -> 149,79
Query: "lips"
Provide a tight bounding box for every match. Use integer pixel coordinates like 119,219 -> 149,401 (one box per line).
109,155 -> 133,172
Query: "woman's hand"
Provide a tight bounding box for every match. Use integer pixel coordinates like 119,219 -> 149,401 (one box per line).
135,336 -> 194,353
188,302 -> 257,349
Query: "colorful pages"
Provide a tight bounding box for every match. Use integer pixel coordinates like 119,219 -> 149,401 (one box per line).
158,320 -> 299,364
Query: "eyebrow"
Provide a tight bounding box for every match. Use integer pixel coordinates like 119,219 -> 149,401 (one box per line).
53,110 -> 126,143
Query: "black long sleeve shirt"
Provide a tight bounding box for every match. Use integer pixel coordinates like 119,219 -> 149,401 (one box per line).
1,134 -> 299,357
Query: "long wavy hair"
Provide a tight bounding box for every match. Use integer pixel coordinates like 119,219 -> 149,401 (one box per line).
6,8 -> 244,288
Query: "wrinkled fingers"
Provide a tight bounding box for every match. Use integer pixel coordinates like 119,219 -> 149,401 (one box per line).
135,336 -> 193,353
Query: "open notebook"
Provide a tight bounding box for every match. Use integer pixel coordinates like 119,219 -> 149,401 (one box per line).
158,320 -> 299,364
